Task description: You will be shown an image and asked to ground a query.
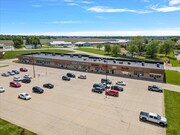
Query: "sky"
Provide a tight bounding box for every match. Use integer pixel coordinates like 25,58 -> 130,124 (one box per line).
0,0 -> 180,36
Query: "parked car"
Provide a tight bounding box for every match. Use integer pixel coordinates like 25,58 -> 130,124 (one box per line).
93,83 -> 106,91
111,85 -> 124,91
32,86 -> 44,93
43,83 -> 54,89
101,78 -> 112,84
62,76 -> 71,81
116,81 -> 126,86
7,71 -> 15,75
139,111 -> 167,127
67,73 -> 76,78
12,70 -> 20,74
18,93 -> 31,100
20,67 -> 28,72
24,74 -> 32,79
102,83 -> 111,89
148,85 -> 163,92
92,87 -> 103,94
0,86 -> 5,93
1,72 -> 10,77
21,78 -> 31,83
105,89 -> 119,97
13,76 -> 23,82
78,75 -> 87,79
10,81 -> 21,88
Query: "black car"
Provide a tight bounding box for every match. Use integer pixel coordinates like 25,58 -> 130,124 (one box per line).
101,78 -> 112,84
67,73 -> 76,78
93,83 -> 106,91
62,76 -> 71,81
21,78 -> 31,83
43,83 -> 54,89
32,86 -> 44,93
12,70 -> 20,74
92,87 -> 103,93
111,85 -> 124,91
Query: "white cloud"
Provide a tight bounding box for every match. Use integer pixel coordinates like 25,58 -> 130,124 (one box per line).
79,1 -> 93,4
49,21 -> 82,24
169,0 -> 180,6
67,3 -> 78,6
87,6 -> 136,13
95,16 -> 108,19
151,6 -> 180,12
32,4 -> 43,7
7,29 -> 180,36
141,0 -> 150,3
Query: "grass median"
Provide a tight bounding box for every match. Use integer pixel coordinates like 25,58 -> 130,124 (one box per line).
164,90 -> 180,135
1,49 -> 73,59
165,70 -> 180,86
0,118 -> 37,135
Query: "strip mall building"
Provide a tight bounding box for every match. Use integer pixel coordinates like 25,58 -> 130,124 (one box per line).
17,52 -> 165,82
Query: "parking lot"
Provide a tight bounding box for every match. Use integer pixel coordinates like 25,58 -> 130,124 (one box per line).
0,60 -> 168,135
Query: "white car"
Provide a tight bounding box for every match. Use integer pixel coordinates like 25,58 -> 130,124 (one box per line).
18,93 -> 31,100
116,81 -> 126,86
7,71 -> 15,75
0,86 -> 5,92
13,76 -> 23,82
24,74 -> 32,79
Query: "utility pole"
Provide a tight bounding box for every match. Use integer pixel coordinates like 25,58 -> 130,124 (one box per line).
32,53 -> 36,78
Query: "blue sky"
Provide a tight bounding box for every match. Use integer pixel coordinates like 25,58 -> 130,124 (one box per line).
0,0 -> 180,36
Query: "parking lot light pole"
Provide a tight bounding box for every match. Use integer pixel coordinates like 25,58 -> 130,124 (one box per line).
32,53 -> 36,78
106,59 -> 108,89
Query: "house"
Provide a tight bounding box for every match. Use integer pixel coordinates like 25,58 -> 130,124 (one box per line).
49,41 -> 72,47
74,42 -> 92,47
25,44 -> 41,49
0,44 -> 14,51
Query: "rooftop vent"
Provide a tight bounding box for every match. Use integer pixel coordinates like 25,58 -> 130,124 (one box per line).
157,63 -> 160,67
83,58 -> 87,61
60,53 -> 64,57
93,59 -> 97,61
78,55 -> 82,58
70,54 -> 74,57
113,60 -> 116,63
52,53 -> 56,56
142,62 -> 145,66
119,61 -> 123,64
128,62 -> 131,65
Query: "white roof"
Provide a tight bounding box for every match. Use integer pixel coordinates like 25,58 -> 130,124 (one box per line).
50,41 -> 72,45
149,112 -> 158,117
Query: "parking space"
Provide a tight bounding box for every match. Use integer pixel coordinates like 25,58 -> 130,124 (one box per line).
0,60 -> 166,135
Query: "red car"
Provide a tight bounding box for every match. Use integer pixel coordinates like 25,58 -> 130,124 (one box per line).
105,89 -> 119,97
20,67 -> 28,72
10,81 -> 21,88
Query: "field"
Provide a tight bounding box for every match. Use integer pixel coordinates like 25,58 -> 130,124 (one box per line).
164,90 -> 180,135
165,70 -> 180,86
0,118 -> 36,135
1,49 -> 73,59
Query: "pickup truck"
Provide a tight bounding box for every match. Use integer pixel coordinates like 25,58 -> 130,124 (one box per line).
148,85 -> 163,92
139,111 -> 167,127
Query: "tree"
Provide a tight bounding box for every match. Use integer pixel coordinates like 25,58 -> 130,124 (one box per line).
96,44 -> 103,50
13,37 -> 23,48
171,38 -> 178,43
145,40 -> 159,58
130,36 -> 147,55
160,40 -> 175,56
26,36 -> 41,48
127,44 -> 138,57
111,45 -> 120,56
104,44 -> 111,54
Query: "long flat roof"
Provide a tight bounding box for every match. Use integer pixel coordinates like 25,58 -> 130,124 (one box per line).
19,52 -> 164,70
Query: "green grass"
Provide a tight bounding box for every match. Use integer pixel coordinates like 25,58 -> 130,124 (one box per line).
168,52 -> 180,67
0,118 -> 37,135
164,90 -> 180,135
1,49 -> 73,59
165,70 -> 180,86
76,47 -> 107,55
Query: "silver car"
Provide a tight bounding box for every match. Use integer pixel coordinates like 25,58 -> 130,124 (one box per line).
18,93 -> 31,100
0,86 -> 5,93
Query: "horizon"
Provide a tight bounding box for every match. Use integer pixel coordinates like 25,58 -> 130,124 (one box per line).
1,0 -> 180,36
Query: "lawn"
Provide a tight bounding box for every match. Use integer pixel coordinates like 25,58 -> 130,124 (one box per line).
1,49 -> 73,59
165,70 -> 180,86
164,90 -> 180,135
76,47 -> 107,55
168,52 -> 180,67
0,118 -> 37,135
